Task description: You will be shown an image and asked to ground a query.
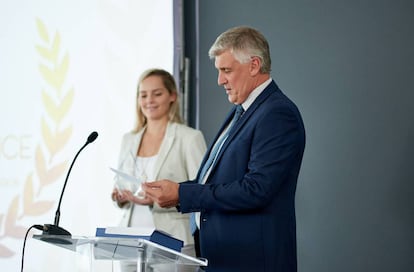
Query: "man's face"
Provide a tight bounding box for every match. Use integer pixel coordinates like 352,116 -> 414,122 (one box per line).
214,50 -> 256,105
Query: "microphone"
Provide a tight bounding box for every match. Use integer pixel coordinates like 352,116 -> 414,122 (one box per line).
40,131 -> 98,244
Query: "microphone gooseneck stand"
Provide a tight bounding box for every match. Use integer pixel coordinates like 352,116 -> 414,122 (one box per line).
40,131 -> 98,244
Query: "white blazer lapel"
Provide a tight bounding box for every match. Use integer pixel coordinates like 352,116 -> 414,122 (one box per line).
152,122 -> 176,180
119,130 -> 144,176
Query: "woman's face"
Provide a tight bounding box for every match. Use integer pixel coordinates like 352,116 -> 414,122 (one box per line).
138,75 -> 176,121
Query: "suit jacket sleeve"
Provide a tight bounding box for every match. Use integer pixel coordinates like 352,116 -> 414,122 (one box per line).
178,94 -> 305,213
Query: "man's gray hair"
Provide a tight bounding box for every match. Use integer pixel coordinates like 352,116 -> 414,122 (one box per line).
208,26 -> 271,73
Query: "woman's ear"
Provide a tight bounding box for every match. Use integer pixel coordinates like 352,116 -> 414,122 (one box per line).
170,91 -> 177,103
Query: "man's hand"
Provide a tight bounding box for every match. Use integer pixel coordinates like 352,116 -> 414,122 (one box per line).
142,179 -> 179,208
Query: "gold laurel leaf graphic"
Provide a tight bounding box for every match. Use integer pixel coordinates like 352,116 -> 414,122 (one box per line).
35,18 -> 49,43
54,126 -> 73,154
4,196 -> 19,235
23,173 -> 34,216
51,31 -> 61,63
54,52 -> 69,93
41,119 -> 72,159
4,196 -> 19,228
25,201 -> 55,217
41,88 -> 74,125
39,63 -> 59,90
0,18 -> 76,258
5,225 -> 28,239
35,44 -> 54,62
40,118 -> 56,161
43,160 -> 68,185
55,88 -> 74,123
0,244 -> 15,258
34,139 -> 68,188
21,174 -> 55,217
42,90 -> 59,123
35,145 -> 47,187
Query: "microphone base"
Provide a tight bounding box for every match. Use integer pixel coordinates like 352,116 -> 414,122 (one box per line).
41,224 -> 72,244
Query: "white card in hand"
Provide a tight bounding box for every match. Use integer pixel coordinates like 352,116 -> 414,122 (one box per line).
110,167 -> 144,196
110,167 -> 142,183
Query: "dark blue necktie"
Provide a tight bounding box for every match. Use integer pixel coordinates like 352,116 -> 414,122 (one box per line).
190,105 -> 244,233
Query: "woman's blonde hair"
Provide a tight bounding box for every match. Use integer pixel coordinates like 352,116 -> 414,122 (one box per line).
133,68 -> 182,132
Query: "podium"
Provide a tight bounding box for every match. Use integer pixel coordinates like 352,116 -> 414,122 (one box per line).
33,234 -> 207,272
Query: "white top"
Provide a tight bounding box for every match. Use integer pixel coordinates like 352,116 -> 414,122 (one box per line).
115,122 -> 207,245
130,155 -> 158,228
134,155 -> 158,182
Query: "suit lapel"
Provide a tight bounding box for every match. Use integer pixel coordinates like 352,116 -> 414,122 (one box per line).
197,111 -> 235,177
227,81 -> 277,142
206,81 -> 279,180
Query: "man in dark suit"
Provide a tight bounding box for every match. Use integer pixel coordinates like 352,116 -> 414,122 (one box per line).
143,26 -> 306,272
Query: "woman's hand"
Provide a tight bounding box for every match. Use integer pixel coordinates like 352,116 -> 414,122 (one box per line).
112,187 -> 154,206
111,187 -> 130,207
119,189 -> 154,206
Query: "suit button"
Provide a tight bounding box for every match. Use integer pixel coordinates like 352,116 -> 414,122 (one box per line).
202,218 -> 207,222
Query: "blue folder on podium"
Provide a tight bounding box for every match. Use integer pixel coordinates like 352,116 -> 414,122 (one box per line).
95,227 -> 184,252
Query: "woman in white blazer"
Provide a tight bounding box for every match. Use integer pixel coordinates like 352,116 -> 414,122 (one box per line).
111,69 -> 206,249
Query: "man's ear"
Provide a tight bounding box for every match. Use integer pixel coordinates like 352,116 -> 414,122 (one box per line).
249,56 -> 262,75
